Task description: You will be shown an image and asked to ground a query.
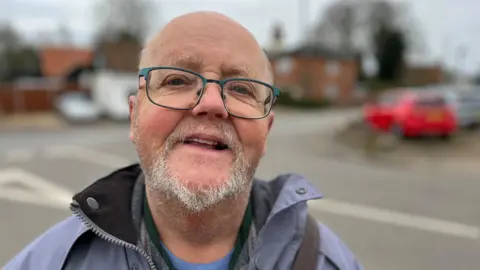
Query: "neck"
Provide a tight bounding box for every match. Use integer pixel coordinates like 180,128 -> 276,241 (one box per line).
146,187 -> 250,263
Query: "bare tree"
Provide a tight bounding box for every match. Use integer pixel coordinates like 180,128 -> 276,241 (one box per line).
93,0 -> 155,44
307,0 -> 359,52
307,0 -> 425,83
306,0 -> 370,53
0,25 -> 22,49
0,26 -> 41,81
0,25 -> 28,81
308,0 -> 423,56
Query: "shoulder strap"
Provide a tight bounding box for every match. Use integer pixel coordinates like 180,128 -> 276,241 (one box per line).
292,214 -> 320,270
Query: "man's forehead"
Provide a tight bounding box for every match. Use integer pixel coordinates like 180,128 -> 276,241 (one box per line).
155,53 -> 257,78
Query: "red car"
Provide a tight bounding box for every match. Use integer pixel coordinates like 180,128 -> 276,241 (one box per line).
363,90 -> 458,139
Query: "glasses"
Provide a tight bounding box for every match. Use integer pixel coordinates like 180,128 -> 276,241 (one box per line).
138,66 -> 280,119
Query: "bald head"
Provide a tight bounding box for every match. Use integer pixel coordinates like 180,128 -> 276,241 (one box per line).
157,11 -> 254,43
139,11 -> 273,83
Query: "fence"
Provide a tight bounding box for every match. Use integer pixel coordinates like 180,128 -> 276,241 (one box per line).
0,82 -> 84,115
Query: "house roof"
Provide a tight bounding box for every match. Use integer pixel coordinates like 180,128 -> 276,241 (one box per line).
39,47 -> 94,77
266,43 -> 356,60
93,40 -> 142,73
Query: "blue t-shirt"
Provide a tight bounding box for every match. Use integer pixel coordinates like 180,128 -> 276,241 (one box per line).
162,242 -> 233,270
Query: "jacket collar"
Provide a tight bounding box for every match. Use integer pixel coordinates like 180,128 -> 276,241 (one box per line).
71,163 -> 323,245
72,164 -> 142,244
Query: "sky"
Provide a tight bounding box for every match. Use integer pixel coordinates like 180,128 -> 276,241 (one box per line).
1,0 -> 479,75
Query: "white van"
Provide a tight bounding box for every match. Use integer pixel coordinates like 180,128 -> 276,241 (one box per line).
89,71 -> 137,121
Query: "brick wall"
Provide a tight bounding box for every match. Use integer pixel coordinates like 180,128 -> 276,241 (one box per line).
403,66 -> 445,86
271,56 -> 358,104
0,82 -> 83,114
98,42 -> 142,73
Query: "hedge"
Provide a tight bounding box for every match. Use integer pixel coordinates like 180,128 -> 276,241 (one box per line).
274,90 -> 331,109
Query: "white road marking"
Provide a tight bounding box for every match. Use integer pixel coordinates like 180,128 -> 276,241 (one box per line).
309,199 -> 480,240
0,167 -> 74,210
5,148 -> 35,163
39,143 -> 480,240
44,145 -> 132,168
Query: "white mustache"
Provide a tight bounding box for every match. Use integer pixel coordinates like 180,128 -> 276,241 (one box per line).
164,121 -> 241,152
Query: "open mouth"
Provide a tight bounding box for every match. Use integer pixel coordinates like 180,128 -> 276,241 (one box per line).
183,137 -> 229,151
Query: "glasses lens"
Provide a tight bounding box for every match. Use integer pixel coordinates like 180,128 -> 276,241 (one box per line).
147,68 -> 203,109
223,79 -> 274,118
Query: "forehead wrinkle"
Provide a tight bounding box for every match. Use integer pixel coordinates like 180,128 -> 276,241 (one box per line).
221,62 -> 255,79
141,46 -> 262,80
139,45 -> 165,68
140,51 -> 270,83
165,53 -> 258,79
167,54 -> 203,70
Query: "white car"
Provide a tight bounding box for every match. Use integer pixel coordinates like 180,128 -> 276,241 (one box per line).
455,90 -> 480,129
416,85 -> 480,129
55,92 -> 101,123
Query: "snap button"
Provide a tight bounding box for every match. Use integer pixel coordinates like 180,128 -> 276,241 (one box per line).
130,263 -> 140,270
86,197 -> 99,210
296,187 -> 307,195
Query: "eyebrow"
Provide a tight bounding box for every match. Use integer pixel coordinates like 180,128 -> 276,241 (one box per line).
168,55 -> 203,71
221,62 -> 254,79
167,55 -> 255,79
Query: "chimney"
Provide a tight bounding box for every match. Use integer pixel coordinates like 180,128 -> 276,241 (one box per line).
269,23 -> 285,53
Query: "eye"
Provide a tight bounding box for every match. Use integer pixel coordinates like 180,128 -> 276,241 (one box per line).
228,82 -> 255,97
232,85 -> 250,95
165,77 -> 187,86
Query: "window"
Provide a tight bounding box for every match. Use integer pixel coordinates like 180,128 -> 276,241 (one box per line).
275,57 -> 293,75
415,96 -> 446,107
324,84 -> 338,100
325,61 -> 340,76
93,53 -> 107,70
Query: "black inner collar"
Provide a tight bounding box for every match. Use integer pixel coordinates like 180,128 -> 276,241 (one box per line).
72,163 -> 280,245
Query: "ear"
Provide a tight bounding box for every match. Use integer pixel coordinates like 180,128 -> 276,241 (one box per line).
129,95 -> 136,143
261,111 -> 275,157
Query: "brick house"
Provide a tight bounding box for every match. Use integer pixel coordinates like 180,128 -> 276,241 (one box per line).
0,38 -> 143,114
267,45 -> 359,105
0,47 -> 93,114
402,65 -> 445,86
40,38 -> 142,78
39,47 -> 94,78
93,38 -> 142,73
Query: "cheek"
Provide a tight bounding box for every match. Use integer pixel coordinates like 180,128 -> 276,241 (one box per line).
135,106 -> 183,150
233,119 -> 269,156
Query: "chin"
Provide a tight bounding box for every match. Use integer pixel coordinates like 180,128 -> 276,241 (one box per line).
172,168 -> 232,192
144,146 -> 252,211
167,152 -> 233,185
161,171 -> 243,212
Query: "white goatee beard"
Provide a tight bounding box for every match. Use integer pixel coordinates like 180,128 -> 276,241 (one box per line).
140,123 -> 253,213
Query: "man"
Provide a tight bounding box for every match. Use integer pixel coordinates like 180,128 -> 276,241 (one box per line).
4,12 -> 363,270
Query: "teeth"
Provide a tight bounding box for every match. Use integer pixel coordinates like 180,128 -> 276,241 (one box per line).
188,138 -> 217,145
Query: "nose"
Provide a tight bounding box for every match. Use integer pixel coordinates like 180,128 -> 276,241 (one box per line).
191,83 -> 229,119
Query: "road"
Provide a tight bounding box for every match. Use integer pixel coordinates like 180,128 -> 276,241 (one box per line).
0,108 -> 479,270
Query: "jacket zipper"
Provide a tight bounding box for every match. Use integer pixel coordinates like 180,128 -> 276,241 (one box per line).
70,201 -> 158,270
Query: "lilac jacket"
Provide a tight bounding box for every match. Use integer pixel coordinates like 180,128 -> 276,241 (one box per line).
4,164 -> 363,270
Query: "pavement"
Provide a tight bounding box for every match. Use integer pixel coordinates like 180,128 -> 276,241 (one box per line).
329,119 -> 480,174
0,113 -> 66,132
0,108 -> 479,270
